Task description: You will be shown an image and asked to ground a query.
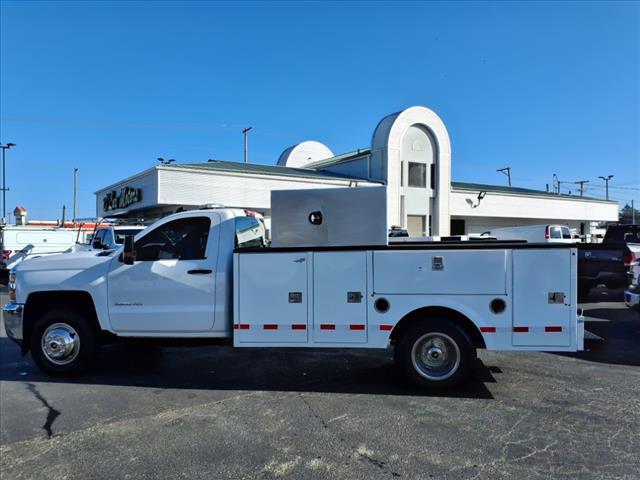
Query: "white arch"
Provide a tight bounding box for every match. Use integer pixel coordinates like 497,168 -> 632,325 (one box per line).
370,106 -> 452,235
277,141 -> 334,168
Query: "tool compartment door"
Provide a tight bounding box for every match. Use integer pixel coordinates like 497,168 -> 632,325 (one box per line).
373,250 -> 506,295
512,249 -> 573,347
235,252 -> 308,343
313,252 -> 368,343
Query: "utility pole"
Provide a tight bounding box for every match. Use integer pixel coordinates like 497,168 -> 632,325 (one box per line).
552,174 -> 559,194
574,180 -> 589,197
598,175 -> 614,200
633,199 -> 636,224
496,167 -> 511,187
0,142 -> 16,223
73,168 -> 78,223
242,127 -> 252,163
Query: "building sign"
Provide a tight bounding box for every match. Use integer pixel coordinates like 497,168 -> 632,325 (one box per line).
103,187 -> 142,212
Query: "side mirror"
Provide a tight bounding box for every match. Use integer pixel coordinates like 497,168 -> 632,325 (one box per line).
92,238 -> 103,249
123,236 -> 136,265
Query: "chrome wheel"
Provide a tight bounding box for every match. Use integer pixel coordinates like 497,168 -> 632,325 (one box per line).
41,323 -> 81,366
411,332 -> 460,381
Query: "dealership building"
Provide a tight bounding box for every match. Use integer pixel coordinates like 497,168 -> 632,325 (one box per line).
95,105 -> 618,237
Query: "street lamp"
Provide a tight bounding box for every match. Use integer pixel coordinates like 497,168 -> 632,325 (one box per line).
242,127 -> 252,163
0,142 -> 16,223
496,167 -> 511,187
157,157 -> 175,166
598,175 -> 614,200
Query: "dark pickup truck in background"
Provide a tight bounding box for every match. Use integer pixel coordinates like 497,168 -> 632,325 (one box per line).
578,224 -> 640,300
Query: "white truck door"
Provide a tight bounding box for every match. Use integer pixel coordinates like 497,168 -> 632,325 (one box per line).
512,248 -> 573,347
107,214 -> 219,333
313,251 -> 368,343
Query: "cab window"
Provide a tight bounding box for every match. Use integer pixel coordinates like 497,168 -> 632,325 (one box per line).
549,226 -> 562,239
235,216 -> 265,248
102,229 -> 115,247
135,217 -> 210,261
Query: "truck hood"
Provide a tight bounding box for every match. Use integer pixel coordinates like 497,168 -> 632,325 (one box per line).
15,250 -> 117,273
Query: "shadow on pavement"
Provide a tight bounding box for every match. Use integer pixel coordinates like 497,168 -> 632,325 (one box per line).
557,286 -> 640,367
0,337 -> 497,399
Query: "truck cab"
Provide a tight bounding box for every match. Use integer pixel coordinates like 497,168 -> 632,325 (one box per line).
3,209 -> 265,371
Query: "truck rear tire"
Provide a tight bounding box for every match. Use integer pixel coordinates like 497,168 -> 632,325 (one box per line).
30,309 -> 99,376
395,319 -> 475,390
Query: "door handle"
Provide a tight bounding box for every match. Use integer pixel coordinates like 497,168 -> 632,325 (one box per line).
187,269 -> 213,275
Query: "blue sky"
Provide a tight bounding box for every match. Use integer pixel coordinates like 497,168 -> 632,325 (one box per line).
1,1 -> 639,220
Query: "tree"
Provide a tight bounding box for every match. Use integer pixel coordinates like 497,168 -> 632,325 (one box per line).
619,203 -> 639,224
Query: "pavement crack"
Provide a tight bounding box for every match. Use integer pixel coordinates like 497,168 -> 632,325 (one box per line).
25,383 -> 60,438
297,393 -> 329,429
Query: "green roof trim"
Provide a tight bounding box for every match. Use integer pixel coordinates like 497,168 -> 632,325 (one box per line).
452,181 -> 615,203
166,159 -> 375,182
304,148 -> 372,169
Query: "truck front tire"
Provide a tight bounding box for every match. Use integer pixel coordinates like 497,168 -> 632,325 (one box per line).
30,309 -> 99,376
395,319 -> 475,389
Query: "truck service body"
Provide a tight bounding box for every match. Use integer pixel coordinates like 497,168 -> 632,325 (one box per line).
3,187 -> 584,389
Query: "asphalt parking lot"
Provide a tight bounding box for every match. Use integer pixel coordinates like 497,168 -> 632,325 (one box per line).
1,286 -> 639,480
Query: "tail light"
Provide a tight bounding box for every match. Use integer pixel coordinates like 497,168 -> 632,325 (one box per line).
2,249 -> 12,260
623,251 -> 637,266
544,226 -> 550,239
8,271 -> 16,301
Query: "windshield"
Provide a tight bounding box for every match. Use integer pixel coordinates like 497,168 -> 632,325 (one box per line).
114,228 -> 145,244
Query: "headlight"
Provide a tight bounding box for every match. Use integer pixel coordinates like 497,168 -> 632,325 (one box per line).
8,270 -> 16,301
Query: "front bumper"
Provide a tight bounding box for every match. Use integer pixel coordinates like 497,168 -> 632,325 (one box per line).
2,302 -> 24,346
624,290 -> 640,308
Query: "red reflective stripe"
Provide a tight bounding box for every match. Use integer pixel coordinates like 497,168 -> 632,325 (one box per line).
379,325 -> 393,331
349,324 -> 365,330
234,324 -> 250,330
513,326 -> 529,333
291,324 -> 307,330
545,326 -> 563,332
320,324 -> 335,330
263,324 -> 278,330
480,327 -> 496,333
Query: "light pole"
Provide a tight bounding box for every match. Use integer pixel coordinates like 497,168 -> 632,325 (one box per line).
157,157 -> 175,166
496,167 -> 511,187
243,127 -> 252,163
574,180 -> 589,197
598,175 -> 614,200
73,168 -> 79,223
0,142 -> 16,223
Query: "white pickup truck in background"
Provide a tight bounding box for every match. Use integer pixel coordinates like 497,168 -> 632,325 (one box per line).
1,224 -> 95,273
3,187 -> 584,389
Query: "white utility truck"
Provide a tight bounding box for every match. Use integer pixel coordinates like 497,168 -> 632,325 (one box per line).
3,187 -> 584,389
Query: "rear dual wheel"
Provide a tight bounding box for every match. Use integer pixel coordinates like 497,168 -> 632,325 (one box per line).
395,319 -> 475,389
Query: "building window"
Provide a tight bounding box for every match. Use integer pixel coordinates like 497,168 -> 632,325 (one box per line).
408,162 -> 426,188
430,164 -> 435,190
407,215 -> 426,237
